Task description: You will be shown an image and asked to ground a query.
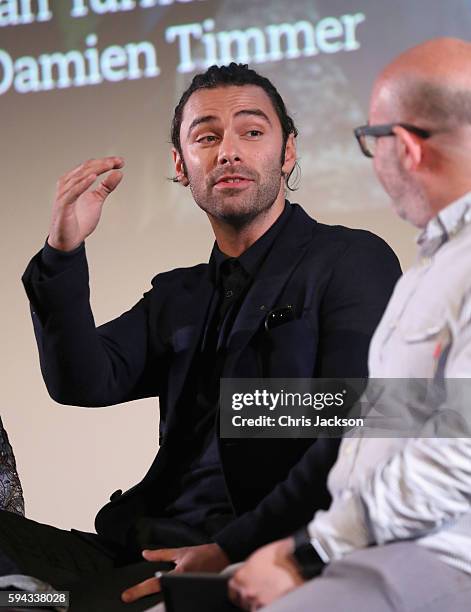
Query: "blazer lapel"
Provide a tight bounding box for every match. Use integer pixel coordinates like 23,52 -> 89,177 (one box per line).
225,205 -> 316,360
165,267 -> 214,423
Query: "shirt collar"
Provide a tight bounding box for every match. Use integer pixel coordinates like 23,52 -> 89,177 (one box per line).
210,201 -> 292,284
417,191 -> 471,257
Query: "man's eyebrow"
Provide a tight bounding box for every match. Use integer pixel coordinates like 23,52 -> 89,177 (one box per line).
234,109 -> 272,125
187,115 -> 218,137
187,109 -> 272,137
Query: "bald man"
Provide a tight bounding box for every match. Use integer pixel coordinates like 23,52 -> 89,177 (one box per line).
228,37 -> 471,612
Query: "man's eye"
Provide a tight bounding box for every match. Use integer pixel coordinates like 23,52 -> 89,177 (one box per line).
246,130 -> 262,137
196,135 -> 218,144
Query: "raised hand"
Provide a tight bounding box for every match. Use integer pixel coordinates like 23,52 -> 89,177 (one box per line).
47,156 -> 124,252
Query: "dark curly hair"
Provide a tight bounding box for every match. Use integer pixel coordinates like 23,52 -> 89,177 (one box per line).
171,63 -> 299,189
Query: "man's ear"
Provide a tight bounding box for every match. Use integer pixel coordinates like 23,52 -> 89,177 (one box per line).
392,126 -> 423,172
173,148 -> 190,186
281,133 -> 297,176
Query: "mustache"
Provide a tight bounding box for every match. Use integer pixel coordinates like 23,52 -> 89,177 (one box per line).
210,167 -> 258,185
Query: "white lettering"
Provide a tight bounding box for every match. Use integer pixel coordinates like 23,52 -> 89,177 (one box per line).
168,15 -> 364,70
70,0 -> 88,17
0,0 -> 18,25
34,0 -> 50,21
340,13 -> 365,51
89,0 -> 123,15
316,16 -> 344,54
201,19 -> 217,68
38,50 -> 86,90
0,48 -> 13,94
165,22 -> 202,73
0,35 -> 160,95
232,415 -> 275,427
265,21 -> 317,61
243,393 -> 254,407
100,45 -> 128,81
217,27 -> 267,64
71,0 -> 204,17
118,0 -> 135,9
84,33 -> 102,84
125,40 -> 160,78
0,0 -> 50,26
13,54 -> 39,92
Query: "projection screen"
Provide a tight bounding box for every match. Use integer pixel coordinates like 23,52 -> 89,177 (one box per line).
2,0 -> 470,530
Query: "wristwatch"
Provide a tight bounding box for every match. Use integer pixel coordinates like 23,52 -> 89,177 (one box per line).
291,527 -> 329,579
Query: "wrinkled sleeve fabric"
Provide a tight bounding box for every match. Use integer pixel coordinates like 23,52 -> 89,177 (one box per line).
22,241 -> 165,407
307,296 -> 471,560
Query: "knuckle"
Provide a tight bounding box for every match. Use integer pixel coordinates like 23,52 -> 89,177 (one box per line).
80,159 -> 93,172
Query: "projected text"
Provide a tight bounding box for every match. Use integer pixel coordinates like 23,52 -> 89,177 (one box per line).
0,5 -> 365,95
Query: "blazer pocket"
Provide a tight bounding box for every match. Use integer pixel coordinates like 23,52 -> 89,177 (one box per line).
262,318 -> 317,378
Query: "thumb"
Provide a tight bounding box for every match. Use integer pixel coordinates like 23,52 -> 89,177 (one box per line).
94,169 -> 123,202
142,547 -> 179,563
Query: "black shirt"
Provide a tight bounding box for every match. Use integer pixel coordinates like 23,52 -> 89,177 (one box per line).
162,202 -> 292,534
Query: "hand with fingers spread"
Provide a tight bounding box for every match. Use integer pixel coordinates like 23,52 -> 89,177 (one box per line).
48,156 -> 124,252
228,538 -> 304,611
121,542 -> 230,604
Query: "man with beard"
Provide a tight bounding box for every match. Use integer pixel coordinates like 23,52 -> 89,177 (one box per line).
230,38 -> 471,612
11,63 -> 400,610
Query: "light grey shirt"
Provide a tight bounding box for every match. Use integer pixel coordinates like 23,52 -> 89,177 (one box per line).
307,192 -> 471,575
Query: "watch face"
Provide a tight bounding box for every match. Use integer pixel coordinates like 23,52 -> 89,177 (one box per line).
292,531 -> 328,580
296,542 -> 322,566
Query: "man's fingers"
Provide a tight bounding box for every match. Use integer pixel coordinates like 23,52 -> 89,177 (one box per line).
94,169 -> 123,200
61,156 -> 124,190
142,547 -> 179,562
121,576 -> 161,604
61,174 -> 97,206
58,168 -> 122,208
228,578 -> 253,611
228,578 -> 241,606
229,573 -> 257,611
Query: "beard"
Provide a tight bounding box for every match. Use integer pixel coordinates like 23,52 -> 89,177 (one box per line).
187,158 -> 284,230
379,153 -> 431,228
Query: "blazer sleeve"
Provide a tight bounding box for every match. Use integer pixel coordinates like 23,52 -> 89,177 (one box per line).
214,232 -> 402,561
22,243 -> 166,407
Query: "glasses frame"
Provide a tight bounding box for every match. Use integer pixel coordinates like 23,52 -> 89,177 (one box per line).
354,123 -> 431,158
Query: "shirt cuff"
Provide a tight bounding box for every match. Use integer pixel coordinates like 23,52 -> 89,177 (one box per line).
41,239 -> 85,277
306,488 -> 373,561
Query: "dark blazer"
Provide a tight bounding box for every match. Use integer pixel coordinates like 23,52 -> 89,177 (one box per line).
22,203 -> 401,561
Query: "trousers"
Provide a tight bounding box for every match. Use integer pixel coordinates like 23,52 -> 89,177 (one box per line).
0,509 -> 215,611
264,541 -> 471,612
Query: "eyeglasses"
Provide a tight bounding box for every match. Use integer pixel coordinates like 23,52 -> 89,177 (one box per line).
354,123 -> 431,158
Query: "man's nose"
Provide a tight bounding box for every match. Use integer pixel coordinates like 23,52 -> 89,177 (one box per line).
217,134 -> 242,165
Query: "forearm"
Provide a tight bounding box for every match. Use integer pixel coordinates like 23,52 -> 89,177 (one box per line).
307,436 -> 471,560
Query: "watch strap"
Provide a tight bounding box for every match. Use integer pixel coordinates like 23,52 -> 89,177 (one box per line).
292,528 -> 327,580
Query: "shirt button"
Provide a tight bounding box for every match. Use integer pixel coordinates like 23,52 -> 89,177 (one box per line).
225,289 -> 234,298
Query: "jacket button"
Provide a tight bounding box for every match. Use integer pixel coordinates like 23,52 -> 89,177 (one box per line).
110,489 -> 122,501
